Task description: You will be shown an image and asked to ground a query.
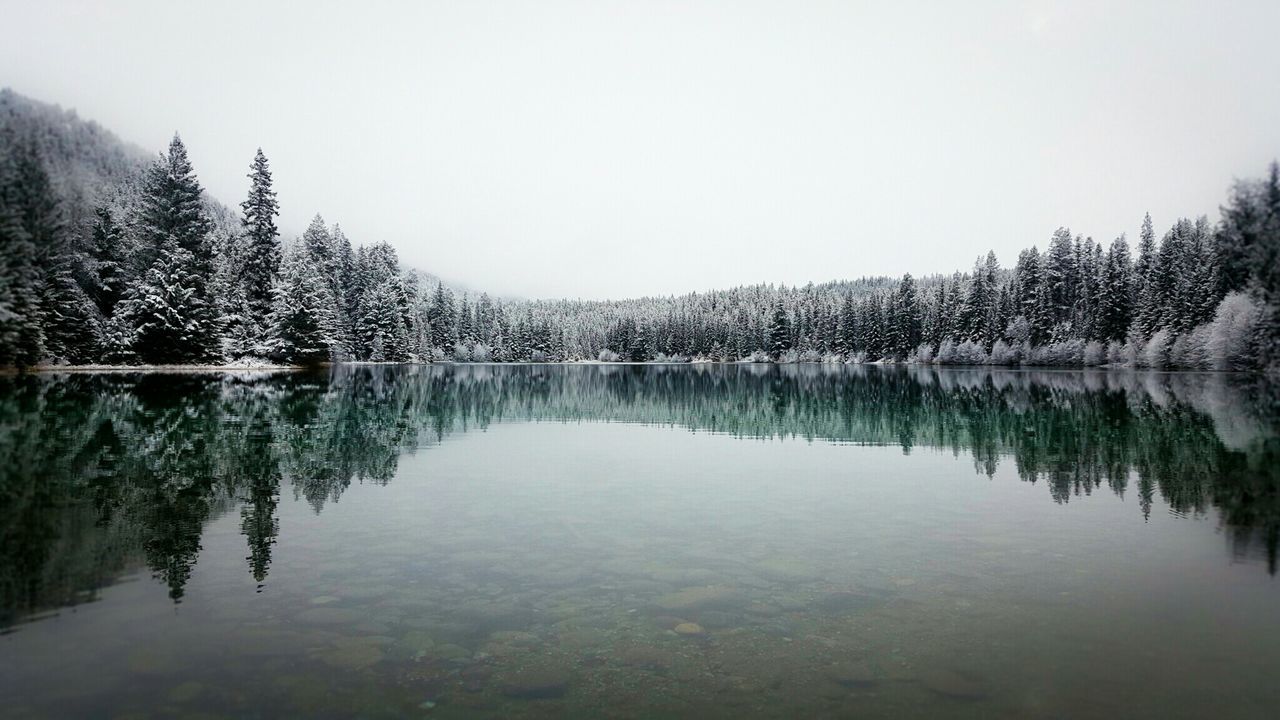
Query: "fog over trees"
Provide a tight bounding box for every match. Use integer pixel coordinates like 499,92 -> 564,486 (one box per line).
1,90 -> 1277,371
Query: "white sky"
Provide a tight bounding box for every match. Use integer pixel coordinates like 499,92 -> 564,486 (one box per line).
3,0 -> 1278,299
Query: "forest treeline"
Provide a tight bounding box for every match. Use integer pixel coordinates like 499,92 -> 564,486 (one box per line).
2,364 -> 1277,624
1,90 -> 1277,370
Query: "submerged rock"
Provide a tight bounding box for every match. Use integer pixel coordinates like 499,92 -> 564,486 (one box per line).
673,622 -> 706,636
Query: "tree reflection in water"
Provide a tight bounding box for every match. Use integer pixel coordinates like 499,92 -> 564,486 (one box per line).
1,364 -> 1276,627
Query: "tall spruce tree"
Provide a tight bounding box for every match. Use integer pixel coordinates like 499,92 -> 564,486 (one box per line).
1098,236 -> 1132,342
768,300 -> 792,358
1133,213 -> 1159,337
894,274 -> 922,358
240,149 -> 280,326
128,134 -> 221,363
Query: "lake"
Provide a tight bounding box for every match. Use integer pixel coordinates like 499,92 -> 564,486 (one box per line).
1,364 -> 1278,719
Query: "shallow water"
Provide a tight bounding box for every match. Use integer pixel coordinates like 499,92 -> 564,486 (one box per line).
1,364 -> 1278,719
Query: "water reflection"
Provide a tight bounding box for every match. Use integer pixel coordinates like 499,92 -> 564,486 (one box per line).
1,364 -> 1277,629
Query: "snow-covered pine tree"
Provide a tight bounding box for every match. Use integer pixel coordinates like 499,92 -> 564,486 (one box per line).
359,278 -> 410,362
87,206 -> 128,319
836,292 -> 857,356
767,300 -> 791,358
240,149 -> 280,331
85,206 -> 132,360
1044,227 -> 1077,330
0,131 -> 49,366
128,134 -> 222,364
11,130 -> 99,364
1097,235 -> 1132,342
1256,162 -> 1280,364
211,226 -> 256,358
893,274 -> 922,358
266,243 -> 338,365
1133,213 -> 1159,337
427,283 -> 456,352
41,246 -> 98,363
629,319 -> 650,362
331,225 -> 357,358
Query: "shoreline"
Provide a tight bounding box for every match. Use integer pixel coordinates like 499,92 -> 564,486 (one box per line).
5,361 -> 1261,376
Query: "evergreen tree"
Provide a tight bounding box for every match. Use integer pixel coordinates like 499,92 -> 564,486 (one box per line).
266,244 -> 337,364
41,248 -> 97,363
1098,236 -> 1132,342
893,273 -> 922,358
240,149 -> 280,326
1133,213 -> 1159,337
626,320 -> 649,361
836,292 -> 857,355
0,132 -> 49,366
331,225 -> 357,357
128,134 -> 221,363
768,300 -> 792,358
87,206 -> 128,319
427,283 -> 456,352
1044,228 -> 1077,329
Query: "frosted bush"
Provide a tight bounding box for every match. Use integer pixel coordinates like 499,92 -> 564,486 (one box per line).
653,353 -> 691,363
936,339 -> 957,364
779,349 -> 801,364
849,351 -> 867,364
953,340 -> 989,365
429,347 -> 446,362
744,350 -> 771,363
1208,292 -> 1262,371
798,349 -> 823,363
1082,341 -> 1105,367
470,343 -> 493,362
1105,340 -> 1125,366
1170,326 -> 1211,369
597,349 -> 621,362
1027,339 -> 1084,366
1120,338 -> 1140,367
1143,330 -> 1171,369
913,343 -> 935,364
529,350 -> 549,363
988,340 -> 1019,365
452,342 -> 471,362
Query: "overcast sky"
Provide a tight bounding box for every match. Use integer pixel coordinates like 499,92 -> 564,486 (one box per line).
3,1 -> 1278,299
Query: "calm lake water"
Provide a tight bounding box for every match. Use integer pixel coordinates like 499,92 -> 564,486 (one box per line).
2,364 -> 1278,719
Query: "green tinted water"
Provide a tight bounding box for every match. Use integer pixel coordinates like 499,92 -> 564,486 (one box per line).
1,364 -> 1278,718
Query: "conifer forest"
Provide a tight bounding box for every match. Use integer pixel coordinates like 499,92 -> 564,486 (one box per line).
1,89 -> 1276,372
